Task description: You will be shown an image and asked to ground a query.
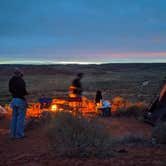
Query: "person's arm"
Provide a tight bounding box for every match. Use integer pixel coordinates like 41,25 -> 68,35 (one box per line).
23,80 -> 28,95
9,77 -> 15,94
159,84 -> 166,101
20,78 -> 28,96
9,78 -> 12,93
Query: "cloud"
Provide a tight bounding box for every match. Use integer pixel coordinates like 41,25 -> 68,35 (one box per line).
0,0 -> 166,62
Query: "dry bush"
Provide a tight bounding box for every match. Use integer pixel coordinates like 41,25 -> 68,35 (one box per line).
113,102 -> 146,118
47,111 -> 114,158
152,122 -> 166,144
111,97 -> 126,112
125,102 -> 146,117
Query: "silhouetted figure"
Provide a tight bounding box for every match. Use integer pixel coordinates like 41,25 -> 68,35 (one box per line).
146,82 -> 166,124
69,73 -> 83,98
9,68 -> 28,139
95,90 -> 102,105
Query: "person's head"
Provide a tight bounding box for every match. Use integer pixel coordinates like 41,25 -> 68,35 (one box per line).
14,68 -> 23,77
96,90 -> 102,97
77,73 -> 83,79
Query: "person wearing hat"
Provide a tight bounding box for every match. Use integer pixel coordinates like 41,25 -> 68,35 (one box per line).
9,68 -> 28,139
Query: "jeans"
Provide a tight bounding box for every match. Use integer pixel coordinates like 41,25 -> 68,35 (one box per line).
10,98 -> 27,138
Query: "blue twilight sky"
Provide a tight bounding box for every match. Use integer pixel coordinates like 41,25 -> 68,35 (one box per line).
0,0 -> 166,64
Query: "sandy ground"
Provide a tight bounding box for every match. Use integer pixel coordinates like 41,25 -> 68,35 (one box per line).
0,116 -> 166,166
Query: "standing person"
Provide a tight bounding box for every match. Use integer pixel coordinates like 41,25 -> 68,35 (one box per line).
95,90 -> 103,107
9,68 -> 28,139
69,73 -> 83,98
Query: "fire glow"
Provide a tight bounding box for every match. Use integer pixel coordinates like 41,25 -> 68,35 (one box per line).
51,104 -> 58,112
4,96 -> 136,118
15,97 -> 98,118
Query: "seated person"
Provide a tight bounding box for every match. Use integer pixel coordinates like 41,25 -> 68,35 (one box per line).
39,98 -> 52,109
98,99 -> 111,117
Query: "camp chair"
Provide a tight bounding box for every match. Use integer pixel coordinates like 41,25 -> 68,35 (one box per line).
39,98 -> 52,109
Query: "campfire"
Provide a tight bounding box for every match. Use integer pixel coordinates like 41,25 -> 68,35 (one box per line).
5,96 -> 98,118
4,93 -> 135,119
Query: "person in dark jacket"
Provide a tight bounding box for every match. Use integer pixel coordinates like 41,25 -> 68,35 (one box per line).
69,73 -> 83,98
9,68 -> 28,139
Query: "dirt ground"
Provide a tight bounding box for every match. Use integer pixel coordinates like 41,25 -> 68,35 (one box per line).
0,116 -> 166,166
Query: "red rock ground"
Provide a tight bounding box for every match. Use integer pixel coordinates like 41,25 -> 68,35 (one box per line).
0,116 -> 166,166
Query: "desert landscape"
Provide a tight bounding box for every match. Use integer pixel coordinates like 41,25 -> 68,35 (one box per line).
0,63 -> 166,166
1,0 -> 166,165
1,63 -> 166,105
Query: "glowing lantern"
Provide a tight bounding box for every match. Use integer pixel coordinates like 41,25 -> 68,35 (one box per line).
51,104 -> 57,112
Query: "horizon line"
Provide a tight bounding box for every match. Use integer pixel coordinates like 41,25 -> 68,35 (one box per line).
1,60 -> 166,65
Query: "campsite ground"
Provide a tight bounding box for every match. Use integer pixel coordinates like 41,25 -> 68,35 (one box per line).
0,64 -> 166,165
0,116 -> 166,166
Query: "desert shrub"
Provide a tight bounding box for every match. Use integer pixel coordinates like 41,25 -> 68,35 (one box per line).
117,133 -> 146,145
113,107 -> 127,117
113,102 -> 146,118
112,97 -> 125,106
47,111 -> 114,158
152,122 -> 166,144
111,97 -> 126,112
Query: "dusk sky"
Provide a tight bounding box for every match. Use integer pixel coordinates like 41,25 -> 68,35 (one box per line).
0,0 -> 166,64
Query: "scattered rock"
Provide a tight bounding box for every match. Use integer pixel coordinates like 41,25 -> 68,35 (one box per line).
142,81 -> 150,86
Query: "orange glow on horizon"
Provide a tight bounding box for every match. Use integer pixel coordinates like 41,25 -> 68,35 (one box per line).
91,52 -> 166,59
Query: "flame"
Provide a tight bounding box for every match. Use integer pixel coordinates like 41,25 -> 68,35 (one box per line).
4,95 -> 146,119
51,104 -> 57,112
5,96 -> 106,118
69,85 -> 77,98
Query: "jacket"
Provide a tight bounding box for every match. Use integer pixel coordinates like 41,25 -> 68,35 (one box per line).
9,76 -> 28,99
